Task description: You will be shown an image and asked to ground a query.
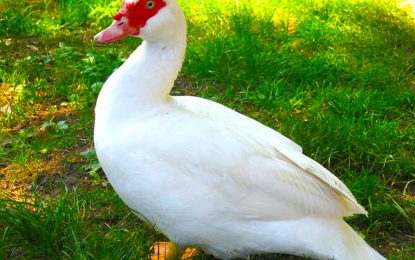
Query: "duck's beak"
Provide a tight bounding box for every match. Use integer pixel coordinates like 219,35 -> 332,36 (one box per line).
94,19 -> 138,43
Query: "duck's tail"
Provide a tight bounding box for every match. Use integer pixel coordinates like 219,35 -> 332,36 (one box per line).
283,217 -> 386,260
255,217 -> 386,260
320,218 -> 386,260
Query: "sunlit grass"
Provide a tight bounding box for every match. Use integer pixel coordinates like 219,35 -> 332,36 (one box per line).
0,0 -> 414,258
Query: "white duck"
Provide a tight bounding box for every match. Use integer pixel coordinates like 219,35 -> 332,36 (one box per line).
93,0 -> 385,259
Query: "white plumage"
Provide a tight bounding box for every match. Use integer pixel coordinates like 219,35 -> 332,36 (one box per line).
94,0 -> 385,259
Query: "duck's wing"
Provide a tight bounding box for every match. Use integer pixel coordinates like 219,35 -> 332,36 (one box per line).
171,96 -> 366,219
210,124 -> 367,220
269,145 -> 367,216
173,96 -> 302,153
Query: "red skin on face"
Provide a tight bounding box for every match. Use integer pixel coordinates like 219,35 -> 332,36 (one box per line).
114,0 -> 167,30
94,0 -> 167,42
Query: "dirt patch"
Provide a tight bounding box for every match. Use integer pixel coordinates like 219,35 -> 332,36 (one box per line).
0,147 -> 91,201
377,231 -> 415,256
31,162 -> 82,196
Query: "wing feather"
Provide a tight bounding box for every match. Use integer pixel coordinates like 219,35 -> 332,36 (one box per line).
166,96 -> 367,219
174,96 -> 302,153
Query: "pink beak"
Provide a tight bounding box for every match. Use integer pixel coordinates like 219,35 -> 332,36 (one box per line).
94,20 -> 138,43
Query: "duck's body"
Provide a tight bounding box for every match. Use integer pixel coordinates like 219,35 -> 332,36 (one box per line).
94,1 -> 384,259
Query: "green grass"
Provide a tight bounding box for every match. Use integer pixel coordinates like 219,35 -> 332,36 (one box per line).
0,189 -> 156,259
1,0 -> 414,258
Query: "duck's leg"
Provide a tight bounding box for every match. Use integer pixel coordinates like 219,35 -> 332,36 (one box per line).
181,247 -> 200,259
150,242 -> 177,260
150,242 -> 199,260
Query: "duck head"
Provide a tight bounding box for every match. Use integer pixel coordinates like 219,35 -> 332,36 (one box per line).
94,0 -> 181,43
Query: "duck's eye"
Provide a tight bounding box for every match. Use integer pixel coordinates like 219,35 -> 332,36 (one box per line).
146,0 -> 155,9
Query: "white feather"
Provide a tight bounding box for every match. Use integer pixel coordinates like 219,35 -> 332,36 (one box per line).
94,0 -> 384,259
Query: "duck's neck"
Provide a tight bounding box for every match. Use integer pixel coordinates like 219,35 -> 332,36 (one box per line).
96,22 -> 186,120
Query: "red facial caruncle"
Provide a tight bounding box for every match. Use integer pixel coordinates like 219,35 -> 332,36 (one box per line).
114,0 -> 167,28
94,0 -> 167,43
